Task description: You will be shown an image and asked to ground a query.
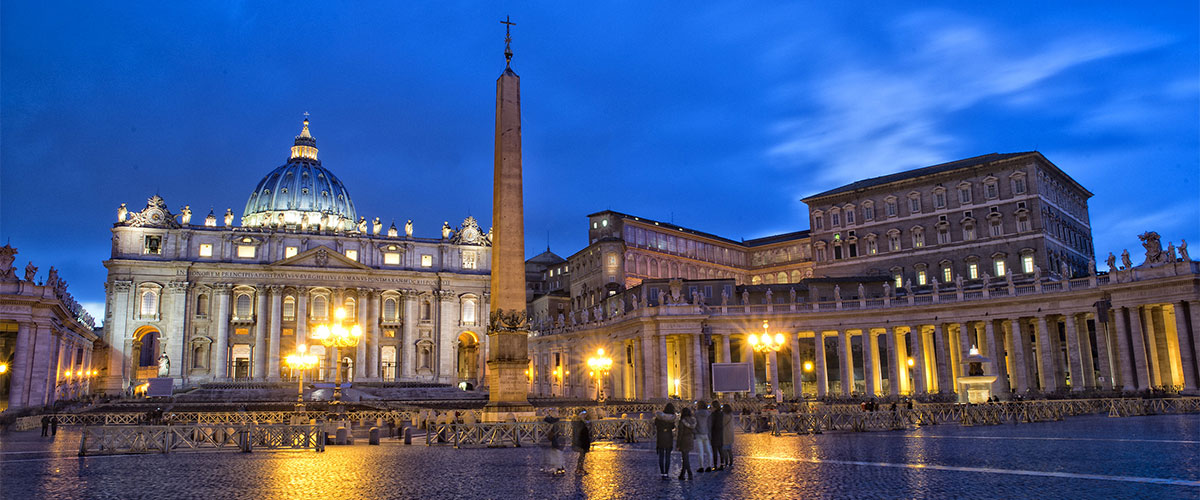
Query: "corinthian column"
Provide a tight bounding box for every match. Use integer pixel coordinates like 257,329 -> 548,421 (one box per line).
267,285 -> 284,381
213,284 -> 233,380
254,286 -> 268,380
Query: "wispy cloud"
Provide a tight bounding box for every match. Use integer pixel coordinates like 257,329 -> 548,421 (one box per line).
82,301 -> 106,326
766,10 -> 1167,189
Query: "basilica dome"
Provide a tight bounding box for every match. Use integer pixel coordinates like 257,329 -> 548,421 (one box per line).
242,119 -> 357,231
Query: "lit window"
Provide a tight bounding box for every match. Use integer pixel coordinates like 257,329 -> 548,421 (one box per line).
421,254 -> 433,267
462,299 -> 476,325
942,267 -> 952,283
384,329 -> 396,338
199,243 -> 213,257
866,239 -> 878,255
963,225 -> 976,241
345,249 -> 358,261
285,246 -> 299,258
912,229 -> 925,248
917,270 -> 927,286
889,234 -> 901,252
384,252 -> 401,265
602,219 -> 608,227
968,263 -> 979,279
237,245 -> 256,258
893,274 -> 903,289
140,290 -> 158,317
1022,255 -> 1034,274
994,259 -> 1006,277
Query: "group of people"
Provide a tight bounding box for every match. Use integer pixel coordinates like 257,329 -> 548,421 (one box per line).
654,401 -> 734,480
39,415 -> 59,437
542,408 -> 593,475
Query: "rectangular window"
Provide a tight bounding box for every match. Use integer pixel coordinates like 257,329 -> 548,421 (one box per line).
889,235 -> 901,252
937,229 -> 950,244
199,243 -> 213,257
384,329 -> 396,338
345,249 -> 358,261
989,220 -> 1003,237
935,192 -> 946,208
968,263 -> 979,279
994,260 -> 1007,277
144,236 -> 162,255
814,216 -> 824,230
1018,217 -> 1031,232
1013,178 -> 1026,194
237,245 -> 256,258
894,274 -> 903,289
867,239 -> 878,255
831,212 -> 841,226
845,209 -> 855,224
235,328 -> 250,336
886,201 -> 897,217
285,246 -> 299,258
986,183 -> 998,199
421,254 -> 433,267
964,225 -> 976,241
384,252 -> 401,265
917,270 -> 927,286
909,197 -> 921,213
1022,255 -> 1034,274
912,232 -> 924,248
864,205 -> 874,220
942,267 -> 952,283
959,187 -> 972,204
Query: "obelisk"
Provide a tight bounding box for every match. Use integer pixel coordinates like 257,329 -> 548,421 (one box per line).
484,16 -> 534,420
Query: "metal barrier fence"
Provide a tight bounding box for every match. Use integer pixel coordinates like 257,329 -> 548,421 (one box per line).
425,418 -> 655,448
77,424 -> 325,456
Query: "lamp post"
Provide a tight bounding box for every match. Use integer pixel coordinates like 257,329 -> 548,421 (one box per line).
311,307 -> 362,410
747,320 -> 785,395
285,344 -> 319,412
586,348 -> 613,403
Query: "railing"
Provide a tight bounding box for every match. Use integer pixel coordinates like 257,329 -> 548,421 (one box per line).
77,424 -> 325,455
425,418 -> 655,448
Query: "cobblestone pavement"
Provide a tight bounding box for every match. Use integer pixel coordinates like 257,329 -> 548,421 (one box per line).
2,414 -> 1198,499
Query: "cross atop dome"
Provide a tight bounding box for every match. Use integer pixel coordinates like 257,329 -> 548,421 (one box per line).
292,115 -> 318,160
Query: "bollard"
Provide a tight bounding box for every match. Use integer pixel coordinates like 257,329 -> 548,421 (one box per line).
369,427 -> 380,445
404,426 -> 412,445
240,429 -> 253,453
336,426 -> 348,445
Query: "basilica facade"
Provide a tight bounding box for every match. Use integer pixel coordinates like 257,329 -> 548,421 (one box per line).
101,120 -> 492,393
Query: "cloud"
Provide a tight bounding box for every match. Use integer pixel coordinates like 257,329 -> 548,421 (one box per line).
81,301 -> 106,327
766,10 -> 1167,190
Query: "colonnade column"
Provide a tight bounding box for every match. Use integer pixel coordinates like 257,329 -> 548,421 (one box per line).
984,320 -> 1010,395
933,323 -> 952,394
1127,306 -> 1151,389
909,326 -> 927,394
1093,315 -> 1115,390
658,334 -> 669,398
790,333 -> 802,398
9,322 -> 31,407
1076,315 -> 1097,388
1035,316 -> 1059,391
368,291 -> 381,380
692,332 -> 706,399
1189,301 -> 1200,390
743,334 -> 756,396
254,286 -> 268,380
862,330 -> 877,396
267,285 -> 283,381
813,333 -> 828,397
885,328 -> 900,396
213,284 -> 232,380
1169,302 -> 1197,391
838,330 -> 852,396
639,333 -> 654,399
1112,307 -> 1136,390
1063,313 -> 1085,391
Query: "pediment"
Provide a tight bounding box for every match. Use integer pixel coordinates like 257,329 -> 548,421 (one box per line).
271,245 -> 371,270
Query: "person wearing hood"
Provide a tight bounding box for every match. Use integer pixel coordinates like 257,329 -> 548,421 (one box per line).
676,407 -> 697,480
654,403 -> 677,479
572,410 -> 592,475
544,409 -> 565,475
693,401 -> 713,473
709,399 -> 724,470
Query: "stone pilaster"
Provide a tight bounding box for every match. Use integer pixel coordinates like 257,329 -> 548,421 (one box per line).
401,289 -> 418,379
254,286 -> 268,380
267,285 -> 284,381
368,290 -> 381,380
166,280 -> 190,381
213,284 -> 233,380
1174,301 -> 1198,391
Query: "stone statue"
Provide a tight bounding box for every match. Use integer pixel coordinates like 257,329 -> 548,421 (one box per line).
765,288 -> 774,304
1060,261 -> 1070,280
1166,242 -> 1177,262
857,283 -> 865,298
1004,268 -> 1013,284
224,208 -> 234,227
1181,239 -> 1190,262
955,274 -> 963,289
179,205 -> 192,225
1139,231 -> 1168,265
356,217 -> 367,233
931,277 -> 940,292
789,287 -> 797,303
981,272 -> 991,287
157,353 -> 170,377
0,244 -> 16,280
1087,259 -> 1096,276
373,217 -> 383,235
276,213 -> 286,228
1106,252 -> 1116,271
741,290 -> 749,305
630,293 -> 639,309
581,308 -> 589,322
556,313 -> 564,328
405,220 -> 414,238
117,203 -> 128,223
387,222 -> 398,237
24,262 -> 37,282
693,290 -> 704,305
1033,265 -> 1042,281
833,285 -> 841,302
46,267 -> 60,290
882,282 -> 891,297
1121,249 -> 1132,269
595,305 -> 602,320
442,222 -> 452,239
204,210 -> 216,227
720,288 -> 729,306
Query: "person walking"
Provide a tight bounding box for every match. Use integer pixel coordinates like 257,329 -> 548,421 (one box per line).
571,410 -> 592,475
720,404 -> 734,469
709,399 -> 724,470
40,416 -> 49,437
544,409 -> 565,475
654,403 -> 677,479
693,402 -> 713,473
676,407 -> 696,480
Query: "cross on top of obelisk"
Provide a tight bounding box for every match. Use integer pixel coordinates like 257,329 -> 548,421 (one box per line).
501,15 -> 515,67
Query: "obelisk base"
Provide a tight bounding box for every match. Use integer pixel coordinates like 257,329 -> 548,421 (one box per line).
482,358 -> 534,422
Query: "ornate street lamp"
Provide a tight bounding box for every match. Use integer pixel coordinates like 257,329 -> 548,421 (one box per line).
587,348 -> 613,403
747,320 -> 786,396
311,307 -> 362,410
285,344 -> 320,412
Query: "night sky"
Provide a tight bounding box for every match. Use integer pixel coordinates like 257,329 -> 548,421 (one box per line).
2,2 -> 1197,325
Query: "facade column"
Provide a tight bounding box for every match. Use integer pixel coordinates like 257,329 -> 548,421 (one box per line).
885,327 -> 900,396
766,349 -> 779,398
401,290 -> 417,379
103,280 -> 132,393
933,323 -> 952,394
813,332 -> 828,397
267,285 -> 283,381
790,333 -> 802,398
1063,313 -> 1085,391
1128,306 -> 1151,389
1077,315 -> 1097,388
838,330 -> 852,396
26,324 -> 56,407
909,326 -> 927,394
213,284 -> 232,380
722,335 -> 732,365
368,291 -> 381,380
166,281 -> 189,381
1035,316 -> 1059,391
1168,302 -> 1197,391
295,287 -> 309,349
9,322 -> 33,408
743,334 -> 756,396
658,334 -> 669,398
356,289 -> 369,380
1092,314 -> 1115,390
1112,307 -> 1136,390
1189,301 -> 1200,390
253,286 -> 268,380
862,329 -> 877,396
984,320 -> 1010,395
1142,307 -> 1163,387
692,332 -> 706,399
640,333 -> 655,399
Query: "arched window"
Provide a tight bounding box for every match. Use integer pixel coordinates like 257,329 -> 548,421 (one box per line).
421,299 -> 432,321
283,297 -> 296,319
462,299 -> 477,325
777,272 -> 788,284
195,294 -> 209,317
383,298 -> 397,320
235,294 -> 252,318
140,290 -> 158,317
344,297 -> 356,319
312,296 -> 328,320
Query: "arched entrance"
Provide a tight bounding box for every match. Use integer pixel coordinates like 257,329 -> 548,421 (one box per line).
457,332 -> 479,388
131,326 -> 161,382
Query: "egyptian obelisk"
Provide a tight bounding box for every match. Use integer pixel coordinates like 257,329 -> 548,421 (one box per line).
484,16 -> 534,419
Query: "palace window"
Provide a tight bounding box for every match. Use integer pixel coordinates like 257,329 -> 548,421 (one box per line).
235,294 -> 252,319
144,236 -> 162,255
888,232 -> 901,252
893,271 -> 903,290
285,246 -> 299,258
1012,176 -> 1027,194
863,203 -> 875,221
866,237 -> 878,255
383,298 -> 398,320
985,181 -> 998,199
345,249 -> 358,261
994,258 -> 1007,277
813,214 -> 824,230
1022,254 -> 1035,274
886,199 -> 898,217
942,265 -> 953,283
937,227 -> 950,245
237,245 -> 256,258
1017,215 -> 1031,233
909,196 -> 921,214
421,254 -> 433,267
312,296 -> 328,320
911,227 -> 925,248
916,268 -> 928,286
963,224 -> 976,241
384,252 -> 400,265
199,243 -> 213,257
989,219 -> 1003,237
462,298 -> 477,325
195,293 -> 209,317
968,262 -> 979,280
959,185 -> 972,204
934,190 -> 947,209
815,246 -> 826,262
845,208 -> 855,224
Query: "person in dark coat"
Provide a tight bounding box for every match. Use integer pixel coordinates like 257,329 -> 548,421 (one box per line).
40,416 -> 50,437
544,409 -> 565,475
571,410 -> 592,475
50,416 -> 59,437
675,407 -> 696,480
654,403 -> 678,479
709,400 -> 723,470
720,404 -> 734,468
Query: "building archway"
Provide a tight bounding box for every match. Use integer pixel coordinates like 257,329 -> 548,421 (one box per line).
457,331 -> 479,387
131,326 -> 161,381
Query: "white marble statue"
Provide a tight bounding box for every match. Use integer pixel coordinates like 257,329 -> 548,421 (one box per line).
157,353 -> 170,377
1106,252 -> 1117,271
833,285 -> 841,302
179,205 -> 191,225
387,222 -> 398,237
857,283 -> 865,298
405,220 -> 413,238
357,217 -> 367,233
373,217 -> 382,235
1121,249 -> 1132,269
117,203 -> 128,222
442,222 -> 452,239
224,208 -> 234,227
1181,239 -> 1190,262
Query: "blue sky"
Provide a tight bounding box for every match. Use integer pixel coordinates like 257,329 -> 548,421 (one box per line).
2,2 -> 1197,324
